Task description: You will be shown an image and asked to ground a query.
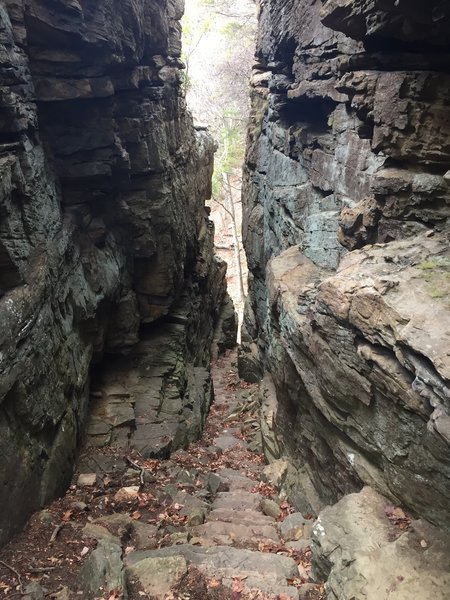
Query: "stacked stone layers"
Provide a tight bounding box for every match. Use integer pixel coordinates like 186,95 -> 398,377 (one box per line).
241,0 -> 450,526
0,0 -> 231,544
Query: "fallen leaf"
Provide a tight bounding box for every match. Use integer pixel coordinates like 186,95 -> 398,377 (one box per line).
138,492 -> 155,507
131,511 -> 141,520
231,579 -> 245,594
62,510 -> 73,522
208,578 -> 221,589
80,547 -> 90,557
297,563 -> 309,579
392,507 -> 406,520
143,459 -> 159,471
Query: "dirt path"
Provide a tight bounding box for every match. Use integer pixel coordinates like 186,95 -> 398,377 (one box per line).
0,350 -> 324,600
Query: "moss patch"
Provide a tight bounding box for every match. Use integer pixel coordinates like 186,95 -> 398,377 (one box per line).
416,256 -> 450,301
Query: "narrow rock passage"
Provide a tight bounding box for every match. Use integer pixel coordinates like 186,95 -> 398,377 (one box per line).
0,351 -> 323,600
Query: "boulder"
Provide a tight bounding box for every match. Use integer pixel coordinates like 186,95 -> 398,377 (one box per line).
126,555 -> 187,598
78,540 -> 126,598
241,0 -> 450,530
312,487 -> 450,600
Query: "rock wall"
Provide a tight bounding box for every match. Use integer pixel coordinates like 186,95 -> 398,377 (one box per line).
241,0 -> 450,527
0,0 -> 232,545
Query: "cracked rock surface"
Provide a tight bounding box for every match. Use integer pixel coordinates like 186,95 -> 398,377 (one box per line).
0,351 -> 324,600
0,0 -> 235,545
241,0 -> 450,532
1,351 -> 449,600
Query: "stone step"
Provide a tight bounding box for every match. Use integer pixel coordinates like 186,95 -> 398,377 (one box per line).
222,576 -> 300,599
191,519 -> 280,545
212,491 -> 262,511
213,434 -> 248,451
208,507 -> 275,527
215,468 -> 256,491
125,544 -> 298,585
123,540 -> 301,599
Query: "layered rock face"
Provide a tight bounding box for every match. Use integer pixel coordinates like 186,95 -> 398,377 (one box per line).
0,0 -> 232,544
242,0 -> 450,530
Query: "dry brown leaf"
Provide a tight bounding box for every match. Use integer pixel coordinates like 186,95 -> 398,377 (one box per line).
392,507 -> 406,520
231,579 -> 245,594
297,563 -> 309,579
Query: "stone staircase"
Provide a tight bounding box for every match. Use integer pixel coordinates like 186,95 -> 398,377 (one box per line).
73,350 -> 319,599
77,462 -> 315,600
0,350 -> 321,600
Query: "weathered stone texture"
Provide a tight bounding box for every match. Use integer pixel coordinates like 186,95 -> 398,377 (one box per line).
0,0 -> 231,544
242,0 -> 450,529
312,487 -> 450,600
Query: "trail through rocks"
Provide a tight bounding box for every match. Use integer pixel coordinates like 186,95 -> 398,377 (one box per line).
0,350 -> 324,600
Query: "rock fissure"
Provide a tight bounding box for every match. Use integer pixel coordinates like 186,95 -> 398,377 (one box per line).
1,0 -> 450,598
3,347 -> 446,600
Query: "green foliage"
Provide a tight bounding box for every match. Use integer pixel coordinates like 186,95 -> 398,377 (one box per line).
180,69 -> 191,92
417,257 -> 450,271
417,260 -> 438,270
249,95 -> 268,140
416,256 -> 450,302
181,10 -> 213,92
429,287 -> 447,298
212,108 -> 246,196
221,21 -> 242,37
